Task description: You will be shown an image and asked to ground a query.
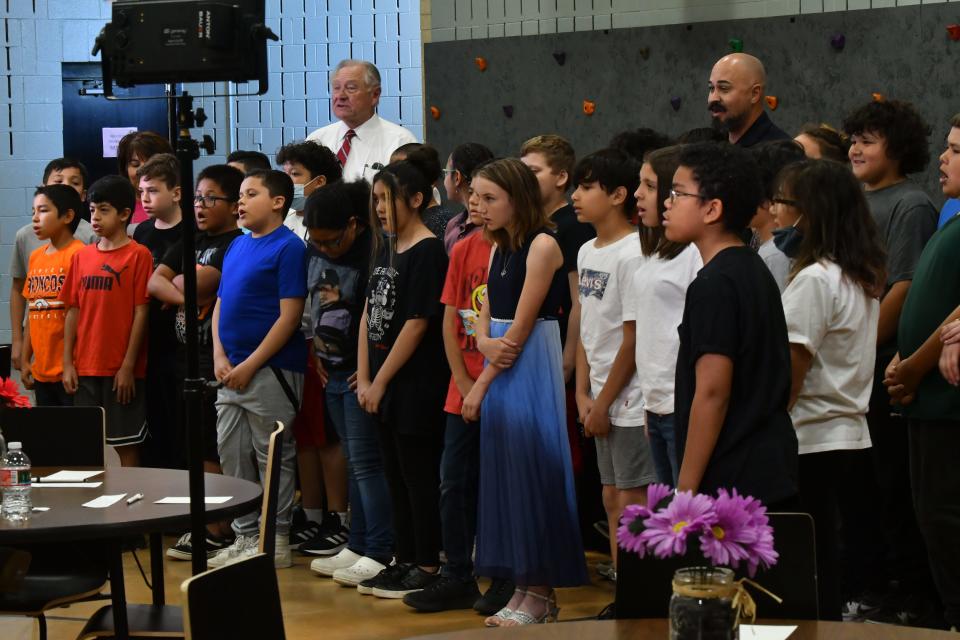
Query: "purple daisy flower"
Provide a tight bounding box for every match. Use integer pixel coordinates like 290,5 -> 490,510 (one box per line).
617,503 -> 652,556
639,491 -> 716,559
699,489 -> 758,570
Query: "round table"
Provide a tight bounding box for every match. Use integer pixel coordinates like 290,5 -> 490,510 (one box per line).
408,619 -> 958,639
0,467 -> 261,639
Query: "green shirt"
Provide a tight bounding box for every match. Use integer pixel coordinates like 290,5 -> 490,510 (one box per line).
898,215 -> 960,421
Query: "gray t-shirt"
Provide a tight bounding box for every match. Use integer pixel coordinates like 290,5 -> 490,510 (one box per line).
758,237 -> 791,293
864,181 -> 937,288
10,220 -> 97,279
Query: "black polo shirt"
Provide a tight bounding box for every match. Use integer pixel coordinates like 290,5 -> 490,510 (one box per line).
734,111 -> 791,148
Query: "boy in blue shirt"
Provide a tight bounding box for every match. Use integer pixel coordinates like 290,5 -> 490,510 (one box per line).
209,169 -> 308,569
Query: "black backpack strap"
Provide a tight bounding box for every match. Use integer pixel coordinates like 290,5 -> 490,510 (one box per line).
270,366 -> 301,414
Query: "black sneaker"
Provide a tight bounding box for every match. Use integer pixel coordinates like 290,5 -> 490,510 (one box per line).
358,562 -> 408,595
403,576 -> 482,612
288,520 -> 322,551
473,577 -> 516,615
298,512 -> 349,556
373,566 -> 441,599
167,532 -> 234,561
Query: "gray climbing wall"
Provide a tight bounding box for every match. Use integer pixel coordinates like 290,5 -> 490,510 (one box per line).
424,4 -> 958,197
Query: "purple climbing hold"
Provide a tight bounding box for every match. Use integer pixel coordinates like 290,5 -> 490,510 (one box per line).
503,105 -> 514,118
670,96 -> 682,111
553,52 -> 566,65
830,33 -> 845,51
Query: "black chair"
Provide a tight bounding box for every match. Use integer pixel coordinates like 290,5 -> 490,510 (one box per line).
181,553 -> 285,640
616,512 -> 819,620
0,406 -> 106,467
0,344 -> 11,380
0,407 -> 110,640
258,422 -> 284,558
0,547 -> 30,592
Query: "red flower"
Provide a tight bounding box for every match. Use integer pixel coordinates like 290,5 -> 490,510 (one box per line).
0,377 -> 31,409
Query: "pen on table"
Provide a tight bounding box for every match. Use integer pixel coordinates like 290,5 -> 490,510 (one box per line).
126,493 -> 144,505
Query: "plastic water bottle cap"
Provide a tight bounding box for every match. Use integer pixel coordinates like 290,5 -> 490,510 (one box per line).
8,442 -> 21,450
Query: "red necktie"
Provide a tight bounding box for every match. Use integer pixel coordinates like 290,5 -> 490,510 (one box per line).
337,129 -> 356,167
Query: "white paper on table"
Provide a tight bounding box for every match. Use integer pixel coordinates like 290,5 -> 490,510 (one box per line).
32,482 -> 103,488
31,507 -> 50,512
154,496 -> 232,504
82,494 -> 127,508
40,470 -> 104,482
739,624 -> 797,640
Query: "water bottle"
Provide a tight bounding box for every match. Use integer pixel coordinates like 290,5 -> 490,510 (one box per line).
1,442 -> 32,521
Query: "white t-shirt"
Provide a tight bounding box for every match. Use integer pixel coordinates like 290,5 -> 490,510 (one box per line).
625,243 -> 702,415
757,237 -> 791,293
782,260 -> 877,455
307,113 -> 417,183
284,209 -> 312,337
577,233 -> 645,427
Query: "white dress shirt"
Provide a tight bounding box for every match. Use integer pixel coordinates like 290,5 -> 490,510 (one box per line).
307,113 -> 417,182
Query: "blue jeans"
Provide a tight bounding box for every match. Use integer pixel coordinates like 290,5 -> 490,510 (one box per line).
325,369 -> 393,562
646,411 -> 678,486
440,412 -> 480,579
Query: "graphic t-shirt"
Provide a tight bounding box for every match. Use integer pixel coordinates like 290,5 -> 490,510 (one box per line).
308,228 -> 372,371
160,229 -> 243,374
134,218 -> 183,357
674,246 -> 798,505
365,236 -> 449,430
217,224 -> 308,373
577,233 -> 645,427
440,230 -> 491,413
23,239 -> 85,382
59,240 -> 153,377
10,220 -> 97,279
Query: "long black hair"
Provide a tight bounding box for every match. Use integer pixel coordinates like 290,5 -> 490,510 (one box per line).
777,159 -> 886,296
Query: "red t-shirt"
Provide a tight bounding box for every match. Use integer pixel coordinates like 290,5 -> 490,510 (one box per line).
440,231 -> 492,413
59,240 -> 152,377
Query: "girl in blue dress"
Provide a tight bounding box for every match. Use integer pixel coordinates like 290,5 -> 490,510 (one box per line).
461,158 -> 588,626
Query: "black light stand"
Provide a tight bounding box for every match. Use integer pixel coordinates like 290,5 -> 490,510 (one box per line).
172,93 -> 216,575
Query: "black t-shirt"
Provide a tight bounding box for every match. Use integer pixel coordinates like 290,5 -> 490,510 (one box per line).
551,203 -> 595,343
160,229 -> 242,374
135,219 -> 183,358
423,203 -> 458,240
735,111 -> 791,148
308,227 -> 372,371
674,246 -> 798,505
365,236 -> 449,431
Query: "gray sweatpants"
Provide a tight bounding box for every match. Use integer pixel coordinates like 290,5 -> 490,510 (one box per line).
216,366 -> 302,537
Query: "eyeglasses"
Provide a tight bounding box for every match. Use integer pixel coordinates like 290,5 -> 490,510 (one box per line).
310,226 -> 349,250
668,189 -> 705,204
194,194 -> 235,208
772,197 -> 798,207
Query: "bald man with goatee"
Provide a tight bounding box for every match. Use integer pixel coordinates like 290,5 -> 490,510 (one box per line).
707,53 -> 790,147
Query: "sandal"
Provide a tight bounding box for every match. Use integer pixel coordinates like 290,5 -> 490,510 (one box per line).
503,590 -> 559,626
484,589 -> 528,627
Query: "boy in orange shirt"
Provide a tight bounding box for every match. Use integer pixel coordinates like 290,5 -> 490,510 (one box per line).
20,184 -> 86,406
61,175 -> 153,467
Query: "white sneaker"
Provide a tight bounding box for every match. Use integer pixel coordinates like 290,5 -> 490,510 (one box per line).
311,548 -> 362,577
273,535 -> 292,569
208,534 -> 259,568
332,556 -> 387,587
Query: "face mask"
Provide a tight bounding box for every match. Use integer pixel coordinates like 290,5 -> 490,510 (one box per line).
291,176 -> 319,211
772,215 -> 804,258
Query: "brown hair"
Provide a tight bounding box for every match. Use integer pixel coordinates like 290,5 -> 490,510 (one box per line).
796,123 -> 850,164
640,146 -> 688,260
117,131 -> 173,176
473,158 -> 551,252
951,113 -> 960,128
136,153 -> 181,188
519,134 -> 575,184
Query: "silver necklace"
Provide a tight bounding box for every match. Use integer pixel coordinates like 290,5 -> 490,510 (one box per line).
500,252 -> 513,277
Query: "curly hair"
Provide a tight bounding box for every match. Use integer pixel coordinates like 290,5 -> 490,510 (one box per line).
677,142 -> 764,233
276,140 -> 342,183
608,128 -> 673,163
842,100 -> 931,175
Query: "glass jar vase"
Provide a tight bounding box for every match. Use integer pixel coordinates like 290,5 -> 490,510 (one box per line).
669,567 -> 739,640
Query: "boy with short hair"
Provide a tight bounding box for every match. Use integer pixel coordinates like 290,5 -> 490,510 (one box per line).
571,148 -> 653,572
148,164 -> 245,559
61,175 -> 153,467
20,185 -> 86,406
664,142 -> 798,506
10,158 -> 97,372
749,140 -> 807,292
843,99 -> 938,618
135,153 -> 184,469
209,169 -> 307,569
884,114 -> 960,630
226,149 -> 271,174
276,139 -> 349,550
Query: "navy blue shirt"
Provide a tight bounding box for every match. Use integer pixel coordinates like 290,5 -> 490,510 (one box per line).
217,224 -> 307,373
